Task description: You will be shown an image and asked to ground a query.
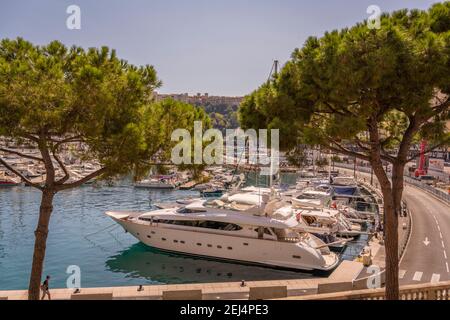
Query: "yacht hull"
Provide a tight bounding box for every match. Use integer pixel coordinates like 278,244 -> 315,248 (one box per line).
110,217 -> 339,272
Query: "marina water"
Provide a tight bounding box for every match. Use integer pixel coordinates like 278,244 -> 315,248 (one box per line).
0,173 -> 367,290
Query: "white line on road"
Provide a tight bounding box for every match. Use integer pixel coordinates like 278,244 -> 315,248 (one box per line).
446,262 -> 449,273
399,270 -> 407,279
431,274 -> 441,283
439,232 -> 443,240
437,225 -> 441,232
442,241 -> 446,249
444,251 -> 448,260
412,271 -> 423,281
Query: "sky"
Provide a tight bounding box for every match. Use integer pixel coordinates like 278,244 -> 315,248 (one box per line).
0,0 -> 442,96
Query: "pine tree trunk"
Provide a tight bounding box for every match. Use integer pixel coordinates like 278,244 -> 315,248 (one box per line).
374,163 -> 405,300
384,162 -> 406,300
368,156 -> 398,299
381,188 -> 399,300
28,189 -> 55,300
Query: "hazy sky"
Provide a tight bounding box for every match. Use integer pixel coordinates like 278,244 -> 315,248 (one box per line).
0,0 -> 441,96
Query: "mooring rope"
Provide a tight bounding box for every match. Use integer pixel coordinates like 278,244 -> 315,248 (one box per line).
84,223 -> 118,240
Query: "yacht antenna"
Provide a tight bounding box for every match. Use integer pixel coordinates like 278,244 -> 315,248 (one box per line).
230,133 -> 246,190
328,147 -> 332,182
269,149 -> 273,187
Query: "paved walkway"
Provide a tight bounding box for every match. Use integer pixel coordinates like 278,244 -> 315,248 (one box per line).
0,261 -> 365,300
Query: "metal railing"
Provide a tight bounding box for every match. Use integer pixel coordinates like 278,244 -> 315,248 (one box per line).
334,163 -> 450,205
291,280 -> 450,300
404,176 -> 450,204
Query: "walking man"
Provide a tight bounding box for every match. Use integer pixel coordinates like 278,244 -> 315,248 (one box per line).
41,275 -> 51,300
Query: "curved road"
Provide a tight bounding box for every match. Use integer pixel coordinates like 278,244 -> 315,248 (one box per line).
400,185 -> 449,285
339,166 -> 449,285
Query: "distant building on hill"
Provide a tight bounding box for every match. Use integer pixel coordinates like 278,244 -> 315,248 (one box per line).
155,93 -> 243,131
156,92 -> 243,107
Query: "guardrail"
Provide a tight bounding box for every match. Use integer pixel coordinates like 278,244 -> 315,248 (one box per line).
404,176 -> 450,204
334,163 -> 450,205
290,280 -> 450,300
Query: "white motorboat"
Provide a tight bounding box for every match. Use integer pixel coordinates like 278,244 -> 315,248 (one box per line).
290,189 -> 332,209
134,174 -> 179,189
106,193 -> 339,271
283,189 -> 364,237
293,205 -> 363,237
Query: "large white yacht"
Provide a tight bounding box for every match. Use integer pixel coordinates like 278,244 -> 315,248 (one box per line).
106,193 -> 340,271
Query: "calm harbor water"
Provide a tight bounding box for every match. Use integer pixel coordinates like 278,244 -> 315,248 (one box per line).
0,173 -> 367,290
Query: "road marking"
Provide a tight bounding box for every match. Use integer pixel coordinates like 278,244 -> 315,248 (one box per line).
412,271 -> 423,281
423,237 -> 430,246
444,251 -> 448,260
446,262 -> 449,273
399,270 -> 407,279
437,224 -> 441,232
442,241 -> 446,249
439,232 -> 443,240
431,274 -> 441,283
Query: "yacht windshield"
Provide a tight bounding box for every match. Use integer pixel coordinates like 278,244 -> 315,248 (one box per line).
176,207 -> 207,214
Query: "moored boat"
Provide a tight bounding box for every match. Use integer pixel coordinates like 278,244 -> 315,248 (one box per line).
106,194 -> 340,271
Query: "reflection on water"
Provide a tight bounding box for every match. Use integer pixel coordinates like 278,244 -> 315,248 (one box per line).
105,243 -> 311,284
0,172 -> 367,290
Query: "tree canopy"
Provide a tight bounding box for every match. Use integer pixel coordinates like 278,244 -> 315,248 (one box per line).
0,38 -> 209,186
0,38 -> 210,299
238,2 -> 450,300
239,2 -> 450,155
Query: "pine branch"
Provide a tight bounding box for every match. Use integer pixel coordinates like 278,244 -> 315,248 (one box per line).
56,167 -> 107,191
0,157 -> 43,190
406,138 -> 450,162
52,149 -> 70,185
0,148 -> 44,162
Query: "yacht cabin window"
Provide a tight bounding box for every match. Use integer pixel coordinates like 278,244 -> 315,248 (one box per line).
254,227 -> 277,240
144,218 -> 243,231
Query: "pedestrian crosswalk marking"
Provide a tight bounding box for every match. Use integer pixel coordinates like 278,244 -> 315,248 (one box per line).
399,270 -> 406,279
412,271 -> 423,281
430,274 -> 440,283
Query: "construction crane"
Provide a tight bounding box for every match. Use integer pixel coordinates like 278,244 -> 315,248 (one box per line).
267,60 -> 279,82
414,140 -> 428,177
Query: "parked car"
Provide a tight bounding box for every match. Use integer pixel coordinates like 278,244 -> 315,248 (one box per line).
418,175 -> 436,185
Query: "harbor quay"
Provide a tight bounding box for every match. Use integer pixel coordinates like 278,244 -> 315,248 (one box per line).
1,1 -> 449,309
0,260 -> 364,300
0,163 -> 413,300
1,146 -> 449,302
